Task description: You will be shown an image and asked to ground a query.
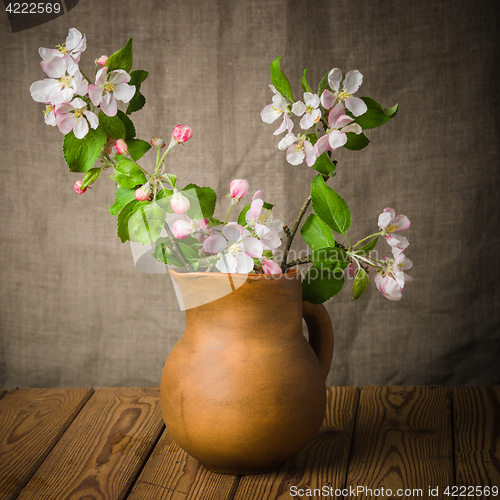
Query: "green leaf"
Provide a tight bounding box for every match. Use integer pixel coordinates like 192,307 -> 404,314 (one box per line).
355,236 -> 378,257
128,199 -> 168,245
117,110 -> 136,140
166,174 -> 177,189
105,37 -> 133,73
126,70 -> 149,115
301,214 -> 335,250
152,238 -> 184,267
311,175 -> 351,236
318,70 -> 331,99
344,132 -> 370,151
115,156 -> 147,189
301,68 -> 312,93
110,187 -> 136,216
311,247 -> 350,271
63,127 -> 107,173
353,268 -> 369,300
270,56 -> 294,102
354,97 -> 398,130
117,200 -> 141,243
177,242 -> 201,271
182,184 -> 217,220
302,267 -> 345,304
126,138 -> 151,161
81,167 -> 101,190
313,152 -> 336,176
98,110 -> 126,140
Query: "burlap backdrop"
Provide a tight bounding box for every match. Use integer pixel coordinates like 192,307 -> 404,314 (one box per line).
1,0 -> 498,389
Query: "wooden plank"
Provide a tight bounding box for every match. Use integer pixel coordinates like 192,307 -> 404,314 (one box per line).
345,386 -> 454,500
0,390 -> 7,401
126,428 -> 240,500
232,386 -> 360,500
453,386 -> 500,495
17,387 -> 164,500
0,387 -> 93,500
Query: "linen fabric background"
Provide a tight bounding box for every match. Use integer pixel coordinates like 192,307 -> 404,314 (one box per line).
0,0 -> 498,390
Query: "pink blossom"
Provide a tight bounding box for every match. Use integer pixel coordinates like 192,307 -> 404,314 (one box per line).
151,137 -> 165,148
172,125 -> 193,143
172,219 -> 195,239
262,259 -> 282,274
134,185 -> 150,201
291,92 -> 321,130
74,180 -> 87,194
214,225 -> 263,274
116,139 -> 128,155
55,98 -> 98,139
378,207 -> 411,250
261,86 -> 293,136
229,179 -> 249,200
375,248 -> 413,301
88,67 -> 135,117
278,133 -> 317,167
43,105 -> 57,126
170,189 -> 190,214
95,55 -> 108,67
320,69 -> 367,117
30,56 -> 87,105
39,28 -> 87,64
314,103 -> 362,156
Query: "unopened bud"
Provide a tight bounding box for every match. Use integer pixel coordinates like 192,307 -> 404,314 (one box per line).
150,137 -> 166,148
172,125 -> 193,143
95,55 -> 108,66
134,184 -> 150,201
172,219 -> 195,239
229,179 -> 249,200
171,189 -> 190,214
74,180 -> 87,194
261,259 -> 282,275
116,139 -> 128,155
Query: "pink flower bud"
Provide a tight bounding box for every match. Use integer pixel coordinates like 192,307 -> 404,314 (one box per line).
261,259 -> 282,275
171,190 -> 190,214
135,185 -> 150,201
74,180 -> 87,194
95,55 -> 108,66
347,261 -> 358,277
229,179 -> 249,200
172,125 -> 193,143
150,137 -> 166,148
172,219 -> 195,239
116,139 -> 128,155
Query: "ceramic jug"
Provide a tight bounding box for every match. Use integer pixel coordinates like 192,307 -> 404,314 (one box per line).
161,268 -> 334,474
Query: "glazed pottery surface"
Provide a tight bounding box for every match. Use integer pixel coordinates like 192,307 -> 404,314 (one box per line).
161,269 -> 333,474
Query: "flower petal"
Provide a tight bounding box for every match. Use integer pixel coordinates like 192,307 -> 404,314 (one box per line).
386,233 -> 409,249
235,251 -> 255,273
56,113 -> 75,135
73,117 -> 89,139
278,133 -> 297,151
304,140 -> 317,167
304,92 -> 320,108
327,130 -> 347,150
341,123 -> 362,135
291,101 -> 306,116
261,103 -> 281,124
100,93 -> 117,116
328,68 -> 342,92
286,147 -> 305,165
203,234 -> 227,254
216,253 -> 237,273
222,225 -> 241,244
88,84 -> 103,106
343,70 -> 363,94
392,215 -> 411,231
345,96 -> 367,117
320,89 -> 336,109
84,110 -> 99,129
242,237 -> 263,258
328,103 -> 345,128
113,83 -> 135,103
30,79 -> 60,103
314,135 -> 331,156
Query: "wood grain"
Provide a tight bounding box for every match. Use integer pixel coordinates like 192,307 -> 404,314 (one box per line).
345,386 -> 454,500
453,386 -> 500,493
0,387 -> 93,500
233,386 -> 360,500
127,428 -> 240,500
16,387 -> 164,500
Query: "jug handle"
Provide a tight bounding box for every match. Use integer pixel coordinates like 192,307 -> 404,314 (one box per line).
302,300 -> 334,381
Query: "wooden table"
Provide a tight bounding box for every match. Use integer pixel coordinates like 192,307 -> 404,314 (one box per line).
0,386 -> 498,499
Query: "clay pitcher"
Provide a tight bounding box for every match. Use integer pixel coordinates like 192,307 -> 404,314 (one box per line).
160,268 -> 334,474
